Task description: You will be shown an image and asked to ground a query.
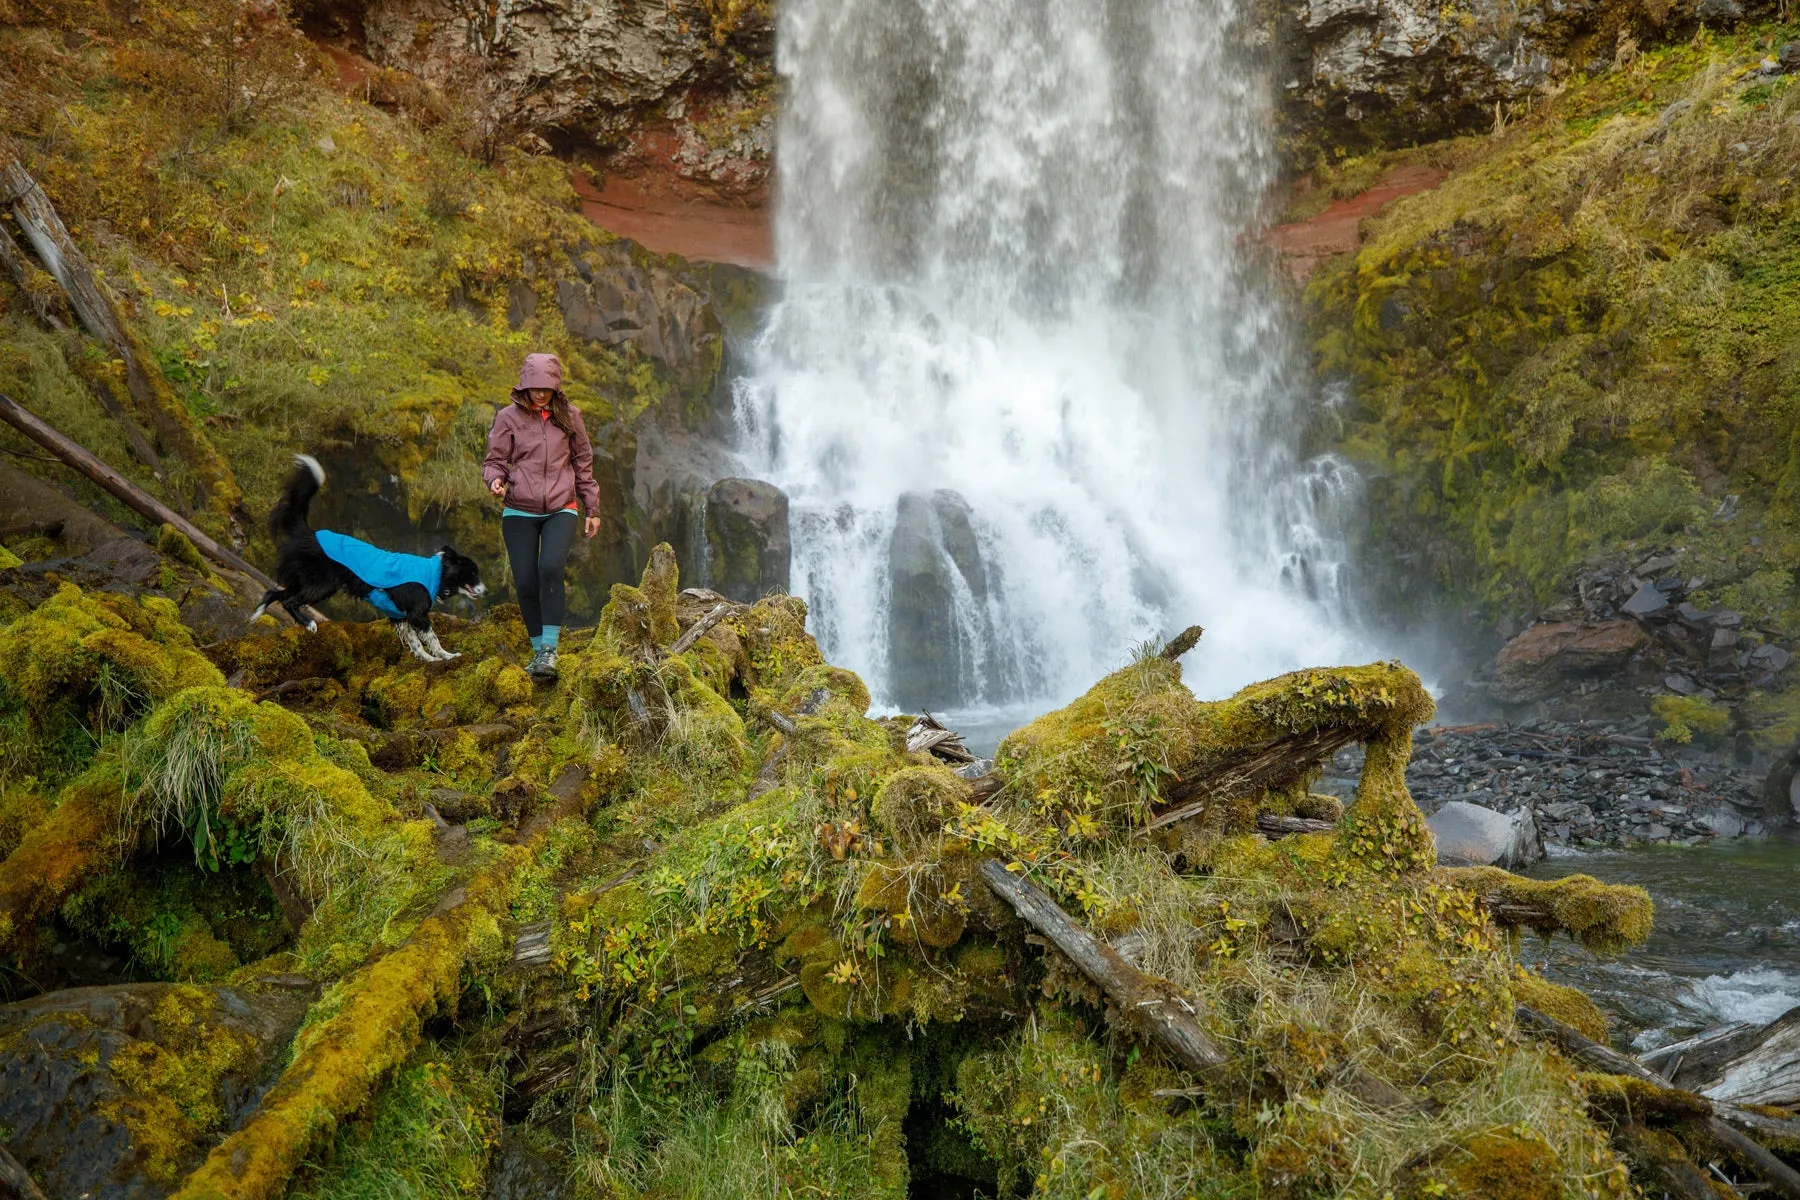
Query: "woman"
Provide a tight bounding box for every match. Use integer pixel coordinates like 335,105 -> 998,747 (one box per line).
483,353 -> 601,681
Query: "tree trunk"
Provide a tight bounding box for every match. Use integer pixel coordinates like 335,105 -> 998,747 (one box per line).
2,154 -> 239,515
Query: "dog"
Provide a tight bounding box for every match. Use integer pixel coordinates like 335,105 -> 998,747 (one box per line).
251,455 -> 486,662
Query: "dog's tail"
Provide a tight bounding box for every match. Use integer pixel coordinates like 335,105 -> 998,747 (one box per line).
270,454 -> 325,539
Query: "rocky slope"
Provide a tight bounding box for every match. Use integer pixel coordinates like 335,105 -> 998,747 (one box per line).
1292,12 -> 1800,755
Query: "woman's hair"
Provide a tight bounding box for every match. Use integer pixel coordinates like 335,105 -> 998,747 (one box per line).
515,387 -> 580,444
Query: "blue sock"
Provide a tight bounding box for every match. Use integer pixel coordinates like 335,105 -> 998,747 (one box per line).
541,625 -> 560,650
530,632 -> 546,652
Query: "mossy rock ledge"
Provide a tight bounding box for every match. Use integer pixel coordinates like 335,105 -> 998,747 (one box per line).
0,545 -> 1689,1200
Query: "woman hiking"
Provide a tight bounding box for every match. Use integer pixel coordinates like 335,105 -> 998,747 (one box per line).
483,353 -> 601,681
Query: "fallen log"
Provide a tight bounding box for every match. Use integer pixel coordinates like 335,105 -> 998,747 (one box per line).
1613,1123 -> 1739,1200
1147,726 -> 1348,831
1256,814 -> 1338,838
1,154 -> 238,512
1650,1006 -> 1800,1109
978,857 -> 1225,1074
1517,1004 -> 1800,1200
0,390 -> 322,624
669,601 -> 737,656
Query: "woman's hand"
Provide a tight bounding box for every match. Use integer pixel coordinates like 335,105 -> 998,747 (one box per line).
584,516 -> 601,539
489,477 -> 507,498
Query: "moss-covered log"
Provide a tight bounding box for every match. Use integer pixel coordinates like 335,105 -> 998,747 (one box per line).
1447,867 -> 1655,953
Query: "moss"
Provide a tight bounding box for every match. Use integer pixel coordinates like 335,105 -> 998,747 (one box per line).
0,761 -> 128,954
870,766 -> 969,857
1422,1128 -> 1563,1200
1447,866 -> 1655,953
998,656 -> 1433,836
289,1047 -> 499,1200
1651,694 -> 1732,744
0,784 -> 51,859
155,524 -> 210,573
1512,966 -> 1610,1043
0,583 -> 223,750
0,543 -> 22,569
98,985 -> 271,1187
171,843 -> 523,1200
1309,27 -> 1800,635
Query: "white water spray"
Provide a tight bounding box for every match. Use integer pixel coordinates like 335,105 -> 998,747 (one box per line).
735,0 -> 1364,711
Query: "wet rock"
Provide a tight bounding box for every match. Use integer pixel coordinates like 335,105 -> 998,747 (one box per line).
1429,800 -> 1541,868
482,1126 -> 571,1200
0,461 -> 130,557
886,490 -> 999,710
703,477 -> 789,603
1490,619 -> 1643,703
1782,41 -> 1800,73
0,982 -> 311,1200
555,245 -> 724,390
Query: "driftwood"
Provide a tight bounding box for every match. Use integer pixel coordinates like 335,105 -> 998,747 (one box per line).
1517,1004 -> 1800,1200
1645,1006 -> 1800,1108
907,712 -> 975,764
978,857 -> 1225,1073
1146,726 -> 1350,832
0,1145 -> 49,1200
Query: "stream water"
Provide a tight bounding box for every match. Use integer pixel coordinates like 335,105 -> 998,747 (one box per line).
1525,838 -> 1800,1050
734,0 -> 1364,713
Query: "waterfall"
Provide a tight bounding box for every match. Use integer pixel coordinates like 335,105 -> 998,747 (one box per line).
733,0 -> 1363,712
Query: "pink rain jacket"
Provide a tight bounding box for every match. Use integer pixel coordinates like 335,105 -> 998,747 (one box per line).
483,354 -> 601,515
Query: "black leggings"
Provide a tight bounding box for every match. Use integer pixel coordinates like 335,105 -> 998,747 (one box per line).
501,511 -> 579,636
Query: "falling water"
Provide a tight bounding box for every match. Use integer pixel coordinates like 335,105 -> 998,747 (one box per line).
733,0 -> 1364,712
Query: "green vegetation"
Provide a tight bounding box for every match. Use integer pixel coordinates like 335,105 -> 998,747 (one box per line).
0,2 -> 717,606
0,531 -> 1677,1198
1308,22 -> 1800,645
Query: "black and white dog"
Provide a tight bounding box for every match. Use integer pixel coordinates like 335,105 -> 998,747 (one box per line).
252,455 -> 486,662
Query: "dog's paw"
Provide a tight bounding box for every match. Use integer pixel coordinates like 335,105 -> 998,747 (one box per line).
304,620 -> 319,632
437,650 -> 462,661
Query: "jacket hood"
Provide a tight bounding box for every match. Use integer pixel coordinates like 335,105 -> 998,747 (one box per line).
511,353 -> 565,400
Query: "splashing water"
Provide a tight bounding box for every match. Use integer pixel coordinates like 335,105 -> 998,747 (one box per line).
733,0 -> 1364,710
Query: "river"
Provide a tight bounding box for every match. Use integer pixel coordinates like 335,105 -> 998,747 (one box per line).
1526,837 -> 1800,1050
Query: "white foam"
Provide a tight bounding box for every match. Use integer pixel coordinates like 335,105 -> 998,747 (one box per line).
1686,967 -> 1800,1028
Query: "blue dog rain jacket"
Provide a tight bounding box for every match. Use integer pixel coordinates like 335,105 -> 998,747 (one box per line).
314,531 -> 443,620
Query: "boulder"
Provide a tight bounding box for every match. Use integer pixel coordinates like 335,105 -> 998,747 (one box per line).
1428,800 -> 1542,869
703,477 -> 789,603
1489,619 -> 1643,703
886,490 -> 1003,711
1761,740 -> 1800,826
0,982 -> 312,1200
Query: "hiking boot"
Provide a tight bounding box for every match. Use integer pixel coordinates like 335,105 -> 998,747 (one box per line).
526,647 -> 559,681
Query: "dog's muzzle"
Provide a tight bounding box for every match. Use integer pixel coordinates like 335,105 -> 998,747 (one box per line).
461,583 -> 487,599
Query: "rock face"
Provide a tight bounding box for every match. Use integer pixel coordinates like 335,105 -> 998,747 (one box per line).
1490,619 -> 1643,703
552,242 -> 724,394
1272,0 -> 1787,160
703,477 -> 789,603
349,0 -> 774,191
886,490 -> 998,711
1427,799 -> 1542,868
0,982 -> 311,1200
